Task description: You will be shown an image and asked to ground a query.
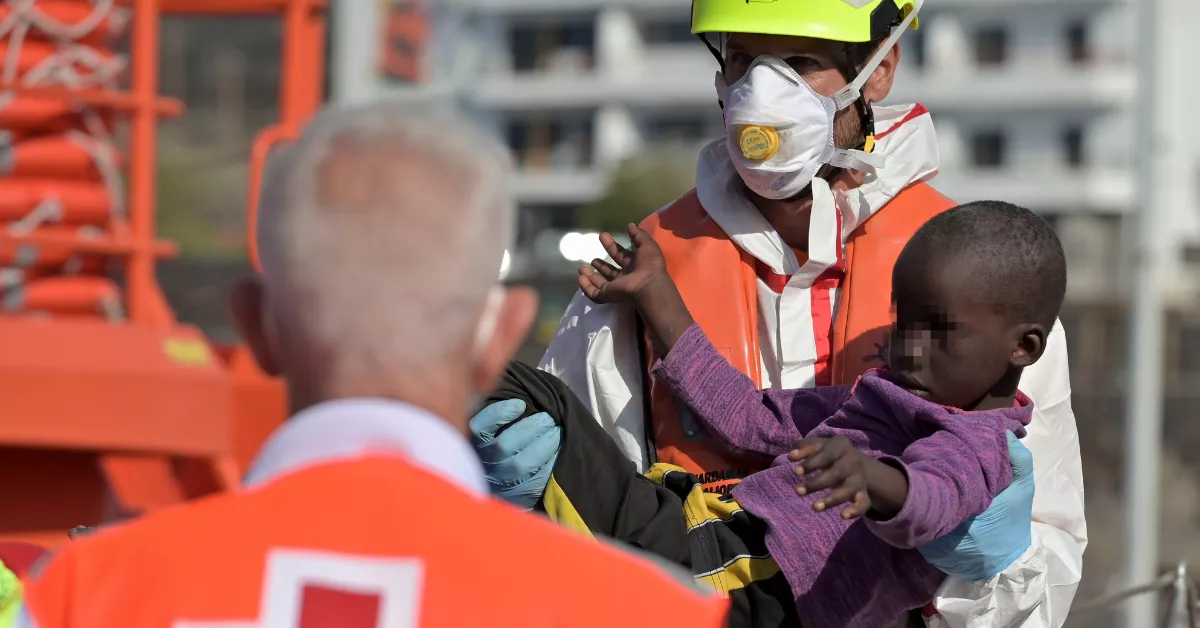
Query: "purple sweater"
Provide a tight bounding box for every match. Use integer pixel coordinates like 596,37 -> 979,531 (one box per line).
651,325 -> 1032,628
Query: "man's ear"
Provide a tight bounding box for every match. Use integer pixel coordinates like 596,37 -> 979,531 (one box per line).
1010,323 -> 1048,368
862,43 -> 901,104
473,286 -> 538,395
229,276 -> 282,376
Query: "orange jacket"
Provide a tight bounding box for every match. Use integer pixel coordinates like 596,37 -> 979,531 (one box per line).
640,182 -> 956,491
0,541 -> 47,578
23,456 -> 729,628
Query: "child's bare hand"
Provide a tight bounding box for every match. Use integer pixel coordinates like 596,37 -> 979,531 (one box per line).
578,223 -> 667,305
788,436 -> 873,520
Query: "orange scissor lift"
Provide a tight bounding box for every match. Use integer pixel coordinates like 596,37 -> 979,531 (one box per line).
0,0 -> 323,547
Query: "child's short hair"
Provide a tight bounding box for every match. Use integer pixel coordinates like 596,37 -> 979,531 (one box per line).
906,200 -> 1067,328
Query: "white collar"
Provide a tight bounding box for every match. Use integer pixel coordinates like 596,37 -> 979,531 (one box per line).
244,398 -> 487,496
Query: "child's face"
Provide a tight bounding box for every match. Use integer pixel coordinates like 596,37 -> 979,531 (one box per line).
887,251 -> 1020,410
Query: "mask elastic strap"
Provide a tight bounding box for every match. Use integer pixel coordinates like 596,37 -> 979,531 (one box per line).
832,0 -> 922,110
827,147 -> 886,173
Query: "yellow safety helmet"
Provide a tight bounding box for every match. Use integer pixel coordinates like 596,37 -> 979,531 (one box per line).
691,0 -> 918,45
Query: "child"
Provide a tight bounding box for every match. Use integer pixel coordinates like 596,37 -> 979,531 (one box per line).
578,200 -> 1066,627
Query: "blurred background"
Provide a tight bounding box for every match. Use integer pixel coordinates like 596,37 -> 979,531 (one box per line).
150,1 -> 1197,625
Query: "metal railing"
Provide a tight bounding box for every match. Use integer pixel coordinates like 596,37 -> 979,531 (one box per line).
1071,562 -> 1197,627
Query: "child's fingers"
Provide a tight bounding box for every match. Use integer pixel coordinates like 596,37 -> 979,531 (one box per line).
599,232 -> 632,266
796,464 -> 849,495
788,440 -> 823,463
627,223 -> 655,248
581,266 -> 609,291
840,491 -> 872,520
578,273 -> 598,299
578,267 -> 609,301
793,444 -> 838,476
812,485 -> 862,513
590,258 -> 621,281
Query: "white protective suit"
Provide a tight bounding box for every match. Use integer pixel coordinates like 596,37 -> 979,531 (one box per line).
539,104 -> 1087,628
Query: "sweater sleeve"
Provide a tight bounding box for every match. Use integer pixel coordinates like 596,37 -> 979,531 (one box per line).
650,324 -> 852,458
866,423 -> 1013,549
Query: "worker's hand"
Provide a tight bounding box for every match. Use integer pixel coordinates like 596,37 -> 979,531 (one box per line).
469,399 -> 561,511
918,431 -> 1035,581
579,224 -> 671,306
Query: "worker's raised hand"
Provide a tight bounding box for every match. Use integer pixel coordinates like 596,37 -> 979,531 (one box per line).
789,436 -> 873,519
578,223 -> 668,305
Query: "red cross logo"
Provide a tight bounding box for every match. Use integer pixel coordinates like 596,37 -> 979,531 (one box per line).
173,549 -> 425,628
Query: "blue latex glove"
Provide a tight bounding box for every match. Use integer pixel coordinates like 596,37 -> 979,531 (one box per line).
469,399 -> 562,510
917,431 -> 1035,582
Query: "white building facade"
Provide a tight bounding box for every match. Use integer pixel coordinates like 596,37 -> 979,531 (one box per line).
333,0 -> 1200,300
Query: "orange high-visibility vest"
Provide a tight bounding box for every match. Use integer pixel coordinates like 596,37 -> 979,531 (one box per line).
23,457 -> 728,628
639,182 -> 956,492
0,541 -> 46,577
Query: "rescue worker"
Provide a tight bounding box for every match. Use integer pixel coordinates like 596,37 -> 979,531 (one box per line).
474,1 -> 1086,626
13,101 -> 729,627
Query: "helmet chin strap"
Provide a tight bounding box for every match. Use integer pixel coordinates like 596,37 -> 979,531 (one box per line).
809,58 -> 877,196
834,45 -> 879,153
701,32 -> 728,111
699,31 -> 726,72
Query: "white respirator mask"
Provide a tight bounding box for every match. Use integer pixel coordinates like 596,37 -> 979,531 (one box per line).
715,1 -> 919,200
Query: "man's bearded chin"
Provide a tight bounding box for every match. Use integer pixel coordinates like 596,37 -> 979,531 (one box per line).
772,111 -> 864,204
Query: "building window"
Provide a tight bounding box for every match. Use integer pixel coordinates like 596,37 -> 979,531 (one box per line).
974,26 -> 1008,66
509,21 -> 595,73
641,19 -> 694,45
1177,322 -> 1200,373
969,130 -> 1007,168
643,111 -> 724,144
649,118 -> 705,142
505,114 -> 594,171
1065,20 -> 1090,64
1062,125 -> 1084,168
518,204 -> 580,242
